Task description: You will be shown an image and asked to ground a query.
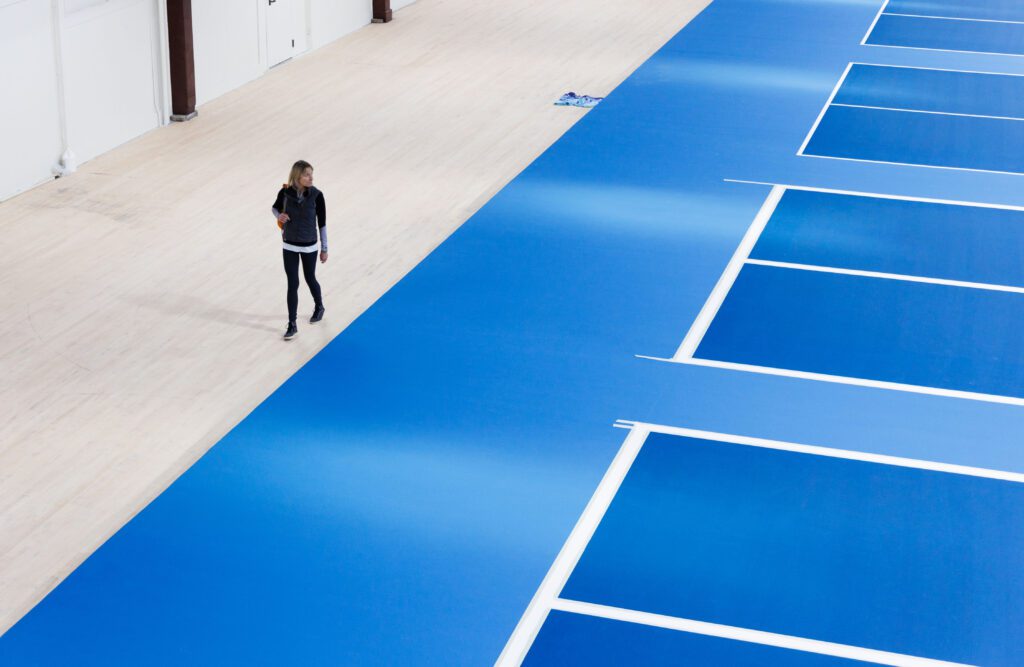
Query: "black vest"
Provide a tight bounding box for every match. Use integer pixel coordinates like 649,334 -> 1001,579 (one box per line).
281,186 -> 320,245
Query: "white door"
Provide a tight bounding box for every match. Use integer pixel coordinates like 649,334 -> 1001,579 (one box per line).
266,0 -> 295,68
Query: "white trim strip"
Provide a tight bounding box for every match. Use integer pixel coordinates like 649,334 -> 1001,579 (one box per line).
551,599 -> 977,667
883,11 -> 1024,26
861,0 -> 892,46
797,63 -> 854,156
643,355 -> 1024,408
723,178 -> 1024,211
744,259 -> 1024,295
495,427 -> 650,666
672,185 -> 784,361
799,152 -> 1024,178
282,242 -> 320,253
831,102 -> 1024,123
615,420 -> 1024,483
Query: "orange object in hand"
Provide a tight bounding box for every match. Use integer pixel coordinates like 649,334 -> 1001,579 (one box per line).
277,183 -> 288,230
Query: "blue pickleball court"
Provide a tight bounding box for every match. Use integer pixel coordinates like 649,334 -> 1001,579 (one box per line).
4,0 -> 1024,664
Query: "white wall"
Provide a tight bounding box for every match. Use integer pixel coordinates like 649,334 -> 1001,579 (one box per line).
192,0 -> 263,106
62,0 -> 164,163
193,0 -> 370,106
0,0 -> 63,201
309,0 -> 369,50
392,0 -> 415,12
0,0 -> 380,202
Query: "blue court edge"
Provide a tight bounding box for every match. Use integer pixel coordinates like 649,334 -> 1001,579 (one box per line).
835,64 -> 1024,119
885,0 -> 1024,23
867,14 -> 1024,56
524,611 -> 873,666
561,433 -> 1024,666
804,104 -> 1024,174
750,189 -> 1024,287
696,263 -> 1024,398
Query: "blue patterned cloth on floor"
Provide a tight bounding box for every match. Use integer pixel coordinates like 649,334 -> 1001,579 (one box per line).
555,92 -> 603,108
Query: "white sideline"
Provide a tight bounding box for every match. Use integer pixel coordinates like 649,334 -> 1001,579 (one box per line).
672,185 -> 784,360
860,0 -> 892,46
494,426 -> 649,666
797,63 -> 854,156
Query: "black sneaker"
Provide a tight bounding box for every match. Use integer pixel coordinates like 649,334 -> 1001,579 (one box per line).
283,322 -> 298,339
310,305 -> 325,323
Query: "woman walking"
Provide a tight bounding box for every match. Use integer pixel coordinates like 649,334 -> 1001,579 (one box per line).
273,160 -> 328,339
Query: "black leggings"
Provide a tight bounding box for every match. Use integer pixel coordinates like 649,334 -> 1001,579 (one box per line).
283,249 -> 322,323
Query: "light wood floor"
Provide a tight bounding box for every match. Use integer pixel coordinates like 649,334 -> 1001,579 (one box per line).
0,0 -> 710,634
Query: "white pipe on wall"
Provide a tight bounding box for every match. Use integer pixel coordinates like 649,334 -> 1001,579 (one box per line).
50,0 -> 77,176
153,0 -> 172,125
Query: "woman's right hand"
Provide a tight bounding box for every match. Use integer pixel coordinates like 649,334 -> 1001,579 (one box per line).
277,213 -> 290,224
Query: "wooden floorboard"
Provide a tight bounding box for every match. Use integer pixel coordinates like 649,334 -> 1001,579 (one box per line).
0,0 -> 710,634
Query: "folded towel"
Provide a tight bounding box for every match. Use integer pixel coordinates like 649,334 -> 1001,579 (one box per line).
555,92 -> 604,108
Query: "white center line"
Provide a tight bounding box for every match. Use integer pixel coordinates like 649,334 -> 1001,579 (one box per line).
617,420 -> 1024,483
883,11 -> 1024,26
553,598 -> 977,667
831,102 -> 1024,123
642,355 -> 1024,409
745,258 -> 1024,295
723,178 -> 1024,210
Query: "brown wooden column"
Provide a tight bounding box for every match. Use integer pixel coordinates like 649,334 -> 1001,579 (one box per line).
372,0 -> 392,23
167,0 -> 198,121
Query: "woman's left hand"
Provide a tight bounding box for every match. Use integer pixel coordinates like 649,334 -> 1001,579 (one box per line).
320,251 -> 328,264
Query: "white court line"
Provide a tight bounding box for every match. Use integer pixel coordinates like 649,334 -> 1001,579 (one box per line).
669,182 -> 1024,403
616,420 -> 1024,483
552,599 -> 977,667
863,41 -> 1024,59
831,102 -> 1024,123
672,185 -> 784,361
796,63 -> 854,156
723,178 -> 1024,211
745,259 -> 1024,295
799,151 -> 1024,177
640,355 -> 1024,409
843,61 -> 1024,77
501,420 -> 1006,665
883,11 -> 1024,26
495,426 -> 649,666
798,62 -> 1024,162
860,0 -> 891,46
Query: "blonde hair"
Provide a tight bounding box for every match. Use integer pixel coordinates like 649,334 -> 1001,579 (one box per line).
287,160 -> 313,188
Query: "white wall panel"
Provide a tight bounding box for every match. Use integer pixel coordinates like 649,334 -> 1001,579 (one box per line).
0,0 -> 62,201
192,0 -> 262,106
392,0 -> 416,12
309,0 -> 369,49
62,0 -> 162,163
1,0 -> 376,201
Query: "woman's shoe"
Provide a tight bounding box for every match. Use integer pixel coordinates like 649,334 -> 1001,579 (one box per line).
310,305 -> 325,323
284,322 -> 298,339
